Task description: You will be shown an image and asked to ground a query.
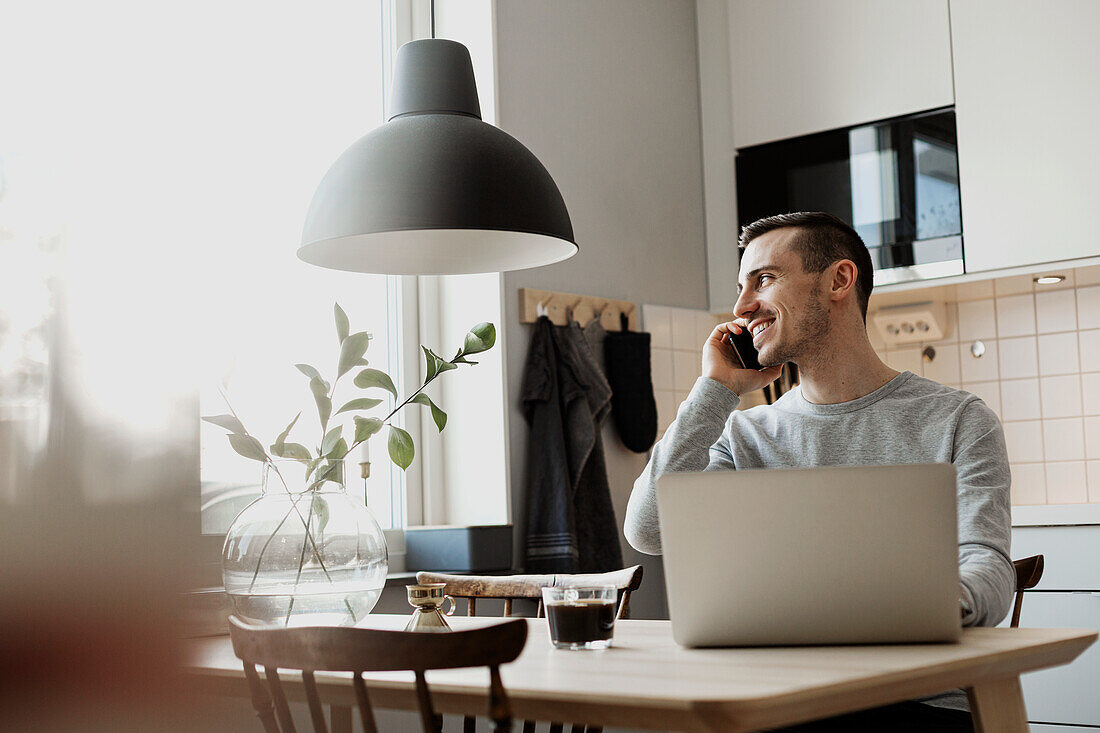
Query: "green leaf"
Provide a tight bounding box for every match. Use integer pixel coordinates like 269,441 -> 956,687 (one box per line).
387,426 -> 415,471
335,397 -> 384,416
354,416 -> 384,443
326,437 -> 348,459
270,441 -> 311,460
411,393 -> 447,432
462,322 -> 496,356
321,425 -> 343,456
228,434 -> 268,462
202,414 -> 247,434
273,412 -> 301,450
296,363 -> 322,381
353,368 -> 398,399
311,494 -> 330,535
423,346 -> 458,380
338,331 -> 371,378
310,377 -> 332,428
308,459 -> 342,489
334,303 -> 349,344
422,345 -> 442,380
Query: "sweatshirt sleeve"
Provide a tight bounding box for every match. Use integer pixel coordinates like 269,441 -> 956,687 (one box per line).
624,377 -> 740,555
952,397 -> 1015,627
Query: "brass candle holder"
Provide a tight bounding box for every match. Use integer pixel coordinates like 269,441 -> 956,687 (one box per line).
404,583 -> 456,632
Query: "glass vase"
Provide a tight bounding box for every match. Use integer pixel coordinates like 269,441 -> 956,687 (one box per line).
222,458 -> 388,627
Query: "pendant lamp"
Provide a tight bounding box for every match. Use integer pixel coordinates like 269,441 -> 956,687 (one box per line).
298,39 -> 577,275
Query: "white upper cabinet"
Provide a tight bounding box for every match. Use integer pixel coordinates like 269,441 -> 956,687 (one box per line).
729,0 -> 954,148
951,0 -> 1100,272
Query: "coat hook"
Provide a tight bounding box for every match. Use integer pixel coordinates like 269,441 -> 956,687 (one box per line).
537,299 -> 550,318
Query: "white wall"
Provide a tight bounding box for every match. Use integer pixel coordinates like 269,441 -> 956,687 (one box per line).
695,0 -> 740,312
494,0 -> 710,617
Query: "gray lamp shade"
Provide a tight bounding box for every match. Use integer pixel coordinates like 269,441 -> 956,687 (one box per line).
298,39 -> 577,275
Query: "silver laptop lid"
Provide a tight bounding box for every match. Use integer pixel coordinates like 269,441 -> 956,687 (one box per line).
656,463 -> 960,647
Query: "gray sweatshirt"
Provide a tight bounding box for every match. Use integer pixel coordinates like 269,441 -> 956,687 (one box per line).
625,372 -> 1015,711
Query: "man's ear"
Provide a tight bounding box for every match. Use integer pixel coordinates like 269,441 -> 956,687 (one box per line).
828,259 -> 859,304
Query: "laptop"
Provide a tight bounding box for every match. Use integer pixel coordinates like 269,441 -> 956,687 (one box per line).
656,463 -> 961,647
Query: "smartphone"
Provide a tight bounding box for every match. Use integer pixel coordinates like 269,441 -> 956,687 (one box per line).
727,329 -> 762,370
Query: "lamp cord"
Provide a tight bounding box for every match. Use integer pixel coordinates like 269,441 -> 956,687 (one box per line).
429,0 -> 435,39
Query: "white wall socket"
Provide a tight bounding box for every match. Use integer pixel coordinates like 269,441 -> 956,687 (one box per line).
872,301 -> 946,345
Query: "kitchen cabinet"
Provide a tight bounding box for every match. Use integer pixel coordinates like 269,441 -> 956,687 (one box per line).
1007,527 -> 1100,727
1012,593 -> 1100,727
728,0 -> 954,148
951,0 -> 1100,272
1012,527 -> 1100,591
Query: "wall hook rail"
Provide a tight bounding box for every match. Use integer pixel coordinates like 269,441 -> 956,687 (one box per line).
519,288 -> 638,331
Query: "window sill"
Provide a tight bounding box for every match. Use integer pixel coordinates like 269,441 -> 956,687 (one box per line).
180,571 -> 421,638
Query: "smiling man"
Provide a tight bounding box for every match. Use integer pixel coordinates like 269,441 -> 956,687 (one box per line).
624,212 -> 1013,732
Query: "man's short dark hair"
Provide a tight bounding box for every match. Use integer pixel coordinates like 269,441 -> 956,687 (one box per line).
738,212 -> 874,320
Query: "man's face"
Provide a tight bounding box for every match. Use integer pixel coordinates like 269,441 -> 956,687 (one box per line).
733,228 -> 831,368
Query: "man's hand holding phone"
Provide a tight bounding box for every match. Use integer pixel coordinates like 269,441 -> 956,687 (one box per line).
702,321 -> 783,396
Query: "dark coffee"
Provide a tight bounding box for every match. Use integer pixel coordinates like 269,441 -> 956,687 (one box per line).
546,600 -> 615,644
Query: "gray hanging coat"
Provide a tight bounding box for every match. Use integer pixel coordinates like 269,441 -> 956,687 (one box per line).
522,316 -> 623,573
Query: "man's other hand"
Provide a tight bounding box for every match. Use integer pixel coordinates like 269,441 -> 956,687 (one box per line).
702,321 -> 784,396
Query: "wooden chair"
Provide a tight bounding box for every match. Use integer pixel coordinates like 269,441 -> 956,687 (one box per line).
416,566 -> 645,733
416,565 -> 644,620
228,615 -> 527,733
1010,554 -> 1044,628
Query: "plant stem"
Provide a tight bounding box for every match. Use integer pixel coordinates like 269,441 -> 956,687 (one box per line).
244,479 -> 336,594
219,389 -> 338,595
285,495 -> 319,625
382,370 -> 441,423
245,494 -> 299,592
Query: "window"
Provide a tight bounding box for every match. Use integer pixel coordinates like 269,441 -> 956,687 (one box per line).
195,1 -> 407,533
1,0 -> 509,539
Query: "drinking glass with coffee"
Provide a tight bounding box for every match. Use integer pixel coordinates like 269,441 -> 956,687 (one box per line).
541,585 -> 617,650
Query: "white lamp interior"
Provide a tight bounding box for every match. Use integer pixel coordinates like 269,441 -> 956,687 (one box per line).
298,229 -> 578,275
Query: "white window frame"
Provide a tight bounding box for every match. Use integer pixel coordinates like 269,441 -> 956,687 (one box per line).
383,0 -> 430,534
194,1 -> 419,573
385,0 -> 512,532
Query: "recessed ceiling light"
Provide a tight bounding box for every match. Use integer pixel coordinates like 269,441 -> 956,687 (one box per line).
1033,275 -> 1066,285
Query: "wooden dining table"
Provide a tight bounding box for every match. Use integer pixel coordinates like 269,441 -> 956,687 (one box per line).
184,614 -> 1095,732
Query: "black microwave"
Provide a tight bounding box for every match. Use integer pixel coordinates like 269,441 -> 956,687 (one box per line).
735,108 -> 963,286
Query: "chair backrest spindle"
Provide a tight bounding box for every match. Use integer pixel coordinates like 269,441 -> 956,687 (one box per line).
265,666 -> 297,733
301,671 -> 328,733
352,674 -> 378,733
242,663 -> 280,733
229,616 -> 527,733
1010,554 -> 1045,628
414,671 -> 441,732
488,665 -> 511,732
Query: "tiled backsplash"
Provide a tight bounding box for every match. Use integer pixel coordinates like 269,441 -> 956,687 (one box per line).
643,264 -> 1100,510
871,266 -> 1100,507
642,304 -> 720,434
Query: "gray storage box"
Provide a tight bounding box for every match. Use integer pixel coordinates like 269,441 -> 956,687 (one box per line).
404,524 -> 513,572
